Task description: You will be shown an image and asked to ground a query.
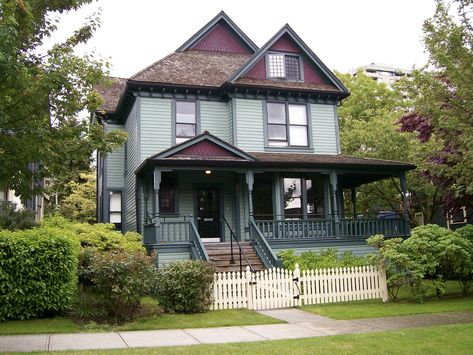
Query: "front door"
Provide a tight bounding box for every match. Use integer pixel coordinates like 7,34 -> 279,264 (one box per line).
197,188 -> 221,240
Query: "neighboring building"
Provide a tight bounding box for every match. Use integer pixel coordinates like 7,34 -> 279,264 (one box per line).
96,12 -> 415,269
352,63 -> 412,87
0,189 -> 44,222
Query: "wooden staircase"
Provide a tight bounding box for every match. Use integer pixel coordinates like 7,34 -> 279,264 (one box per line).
204,242 -> 266,273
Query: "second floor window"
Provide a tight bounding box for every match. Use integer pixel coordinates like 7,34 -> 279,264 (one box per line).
176,101 -> 196,144
268,53 -> 301,80
267,102 -> 308,147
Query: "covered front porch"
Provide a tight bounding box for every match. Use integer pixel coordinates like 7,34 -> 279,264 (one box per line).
135,133 -> 415,268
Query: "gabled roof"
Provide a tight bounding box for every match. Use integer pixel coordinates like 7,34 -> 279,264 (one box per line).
176,11 -> 258,53
147,131 -> 256,161
129,50 -> 250,87
228,24 -> 349,93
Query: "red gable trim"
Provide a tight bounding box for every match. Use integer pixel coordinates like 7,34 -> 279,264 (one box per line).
171,140 -> 246,160
192,22 -> 251,54
269,33 -> 300,53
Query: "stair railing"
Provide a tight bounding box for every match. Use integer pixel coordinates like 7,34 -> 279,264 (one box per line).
221,216 -> 254,273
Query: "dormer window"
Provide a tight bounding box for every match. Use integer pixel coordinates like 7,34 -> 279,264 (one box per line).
267,53 -> 302,80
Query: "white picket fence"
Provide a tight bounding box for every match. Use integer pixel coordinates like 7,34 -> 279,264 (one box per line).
211,264 -> 388,310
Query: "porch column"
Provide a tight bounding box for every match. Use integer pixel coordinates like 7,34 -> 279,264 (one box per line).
153,167 -> 161,228
246,170 -> 254,221
400,172 -> 410,234
351,187 -> 357,218
330,172 -> 341,238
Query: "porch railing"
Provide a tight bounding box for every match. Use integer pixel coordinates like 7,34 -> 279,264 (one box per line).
143,215 -> 194,244
249,220 -> 281,268
254,214 -> 409,240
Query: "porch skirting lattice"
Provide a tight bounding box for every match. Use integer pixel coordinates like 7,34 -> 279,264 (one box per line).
211,264 -> 388,311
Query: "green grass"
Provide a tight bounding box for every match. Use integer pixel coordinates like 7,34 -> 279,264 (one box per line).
24,323 -> 473,355
0,309 -> 281,336
301,281 -> 473,320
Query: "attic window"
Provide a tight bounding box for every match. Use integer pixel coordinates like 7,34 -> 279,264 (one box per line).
267,53 -> 301,80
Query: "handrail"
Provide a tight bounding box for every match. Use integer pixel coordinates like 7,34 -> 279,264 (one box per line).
249,219 -> 280,268
221,216 -> 254,273
189,219 -> 209,261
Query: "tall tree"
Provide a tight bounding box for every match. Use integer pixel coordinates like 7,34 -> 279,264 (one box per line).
337,71 -> 442,225
0,0 -> 126,199
399,0 -> 473,214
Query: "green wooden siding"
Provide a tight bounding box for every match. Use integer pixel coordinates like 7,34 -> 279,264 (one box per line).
123,100 -> 139,232
140,97 -> 172,161
311,104 -> 338,155
104,123 -> 125,189
200,101 -> 230,142
156,251 -> 191,267
234,99 -> 265,152
227,100 -> 233,144
270,242 -> 376,257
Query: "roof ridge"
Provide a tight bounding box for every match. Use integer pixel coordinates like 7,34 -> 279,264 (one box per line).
130,52 -> 177,79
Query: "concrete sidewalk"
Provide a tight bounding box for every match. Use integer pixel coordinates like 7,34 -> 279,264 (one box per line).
1,310 -> 472,353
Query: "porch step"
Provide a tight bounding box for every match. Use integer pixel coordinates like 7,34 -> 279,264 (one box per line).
204,242 -> 266,273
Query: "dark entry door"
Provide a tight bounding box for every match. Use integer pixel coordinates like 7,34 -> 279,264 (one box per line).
197,188 -> 220,239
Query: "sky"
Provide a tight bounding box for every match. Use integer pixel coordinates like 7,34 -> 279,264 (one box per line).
48,0 -> 438,78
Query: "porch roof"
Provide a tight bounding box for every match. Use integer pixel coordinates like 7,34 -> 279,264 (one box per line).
135,133 -> 415,187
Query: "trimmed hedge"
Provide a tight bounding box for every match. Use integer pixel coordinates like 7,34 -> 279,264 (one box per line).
0,228 -> 79,320
153,260 -> 215,313
279,248 -> 370,270
42,216 -> 143,253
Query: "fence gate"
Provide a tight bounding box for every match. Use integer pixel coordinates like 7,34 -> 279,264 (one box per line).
211,264 -> 388,311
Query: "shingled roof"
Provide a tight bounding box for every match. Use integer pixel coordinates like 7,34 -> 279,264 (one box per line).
130,50 -> 251,87
95,77 -> 127,112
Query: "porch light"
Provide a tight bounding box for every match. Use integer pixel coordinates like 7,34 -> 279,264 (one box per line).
205,170 -> 212,175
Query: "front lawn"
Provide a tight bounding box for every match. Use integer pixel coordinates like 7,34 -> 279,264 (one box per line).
0,307 -> 281,336
29,323 -> 473,354
301,281 -> 473,320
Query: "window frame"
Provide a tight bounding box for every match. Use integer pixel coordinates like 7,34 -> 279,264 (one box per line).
264,101 -> 313,151
172,99 -> 200,145
108,190 -> 123,232
266,52 -> 304,81
280,175 -> 326,220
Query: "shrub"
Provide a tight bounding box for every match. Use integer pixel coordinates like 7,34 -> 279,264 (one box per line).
0,201 -> 36,230
456,224 -> 473,242
153,260 -> 215,313
42,216 -> 143,253
404,224 -> 473,296
278,248 -> 370,270
367,235 -> 424,301
0,228 -> 79,320
76,250 -> 157,321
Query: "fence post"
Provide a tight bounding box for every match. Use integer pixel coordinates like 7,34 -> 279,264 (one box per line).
378,264 -> 389,302
246,266 -> 253,310
293,263 -> 301,306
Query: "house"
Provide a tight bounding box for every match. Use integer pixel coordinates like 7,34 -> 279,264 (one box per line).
351,63 -> 412,87
95,12 -> 415,269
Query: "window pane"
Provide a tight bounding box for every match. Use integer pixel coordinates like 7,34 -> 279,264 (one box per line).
284,178 -> 302,217
176,101 -> 196,123
289,126 -> 308,146
268,124 -> 286,140
268,140 -> 288,147
253,173 -> 273,219
268,54 -> 285,78
159,176 -> 176,214
176,137 -> 190,144
267,103 -> 286,123
176,123 -> 195,137
110,192 -> 121,211
285,55 -> 300,80
110,212 -> 121,223
288,105 -> 307,125
306,175 -> 325,218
